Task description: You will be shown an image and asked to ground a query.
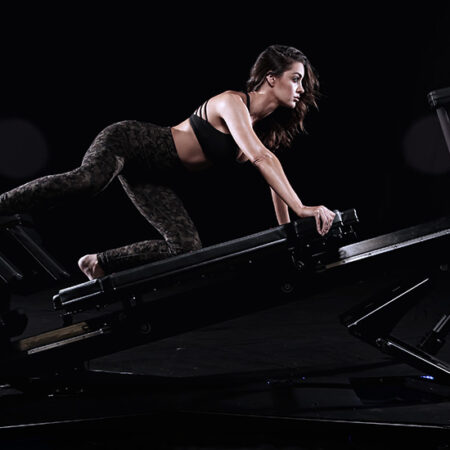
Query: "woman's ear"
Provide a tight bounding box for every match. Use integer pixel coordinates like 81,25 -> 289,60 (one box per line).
266,72 -> 276,87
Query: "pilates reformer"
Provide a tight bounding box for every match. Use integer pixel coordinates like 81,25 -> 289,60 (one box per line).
0,208 -> 359,378
1,206 -> 450,388
0,86 -> 449,395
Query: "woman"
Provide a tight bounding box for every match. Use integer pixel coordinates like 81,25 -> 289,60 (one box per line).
0,44 -> 335,280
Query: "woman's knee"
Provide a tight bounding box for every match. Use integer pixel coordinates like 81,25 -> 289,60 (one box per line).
169,235 -> 202,256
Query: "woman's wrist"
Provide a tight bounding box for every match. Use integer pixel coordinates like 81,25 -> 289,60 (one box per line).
294,205 -> 308,217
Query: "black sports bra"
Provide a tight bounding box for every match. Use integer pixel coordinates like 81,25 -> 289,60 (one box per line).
189,92 -> 250,165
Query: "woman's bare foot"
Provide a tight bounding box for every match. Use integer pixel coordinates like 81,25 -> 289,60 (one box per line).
78,254 -> 105,280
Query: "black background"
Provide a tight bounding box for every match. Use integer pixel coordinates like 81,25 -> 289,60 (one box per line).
0,5 -> 449,274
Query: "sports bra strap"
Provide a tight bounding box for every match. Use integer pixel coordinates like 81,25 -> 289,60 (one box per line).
195,93 -> 248,123
202,100 -> 209,122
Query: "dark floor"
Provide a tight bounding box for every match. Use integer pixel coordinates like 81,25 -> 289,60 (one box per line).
2,266 -> 450,449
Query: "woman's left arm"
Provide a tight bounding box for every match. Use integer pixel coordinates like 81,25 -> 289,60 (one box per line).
271,187 -> 290,225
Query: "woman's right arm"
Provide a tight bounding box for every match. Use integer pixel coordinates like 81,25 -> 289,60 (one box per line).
217,92 -> 335,235
254,151 -> 335,234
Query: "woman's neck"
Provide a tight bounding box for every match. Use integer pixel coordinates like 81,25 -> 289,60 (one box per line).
248,89 -> 279,123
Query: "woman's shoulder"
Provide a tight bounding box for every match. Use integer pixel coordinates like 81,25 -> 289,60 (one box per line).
209,90 -> 248,108
216,89 -> 247,100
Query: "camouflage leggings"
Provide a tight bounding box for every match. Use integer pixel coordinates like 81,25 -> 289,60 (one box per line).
0,121 -> 202,273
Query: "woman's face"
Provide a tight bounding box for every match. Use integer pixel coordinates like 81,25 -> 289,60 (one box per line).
272,62 -> 305,108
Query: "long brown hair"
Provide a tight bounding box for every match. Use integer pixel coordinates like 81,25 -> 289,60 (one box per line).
246,45 -> 320,150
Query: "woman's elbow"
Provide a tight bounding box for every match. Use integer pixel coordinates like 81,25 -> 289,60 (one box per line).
251,149 -> 277,167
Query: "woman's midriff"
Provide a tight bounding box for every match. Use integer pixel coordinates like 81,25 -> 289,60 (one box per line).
170,120 -> 213,171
